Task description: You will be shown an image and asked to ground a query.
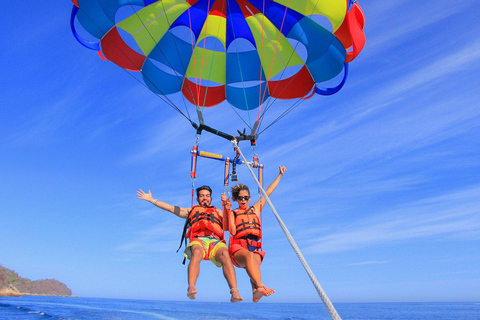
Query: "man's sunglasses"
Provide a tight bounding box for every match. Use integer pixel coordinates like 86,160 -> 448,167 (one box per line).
237,196 -> 250,201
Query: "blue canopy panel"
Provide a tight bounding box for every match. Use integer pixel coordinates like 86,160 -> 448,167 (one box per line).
71,6 -> 100,50
142,58 -> 185,95
76,0 -> 145,39
150,30 -> 194,75
225,0 -> 266,110
226,48 -> 267,111
287,17 -> 346,83
171,0 -> 213,40
225,0 -> 255,47
142,30 -> 196,95
141,0 -> 212,97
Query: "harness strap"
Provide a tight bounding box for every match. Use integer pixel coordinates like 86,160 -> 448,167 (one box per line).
231,236 -> 262,251
189,213 -> 222,226
235,207 -> 261,234
177,215 -> 190,253
236,220 -> 261,233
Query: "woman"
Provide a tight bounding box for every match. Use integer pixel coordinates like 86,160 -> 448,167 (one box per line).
221,166 -> 287,302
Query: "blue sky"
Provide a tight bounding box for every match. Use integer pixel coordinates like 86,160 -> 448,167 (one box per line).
1,0 -> 479,305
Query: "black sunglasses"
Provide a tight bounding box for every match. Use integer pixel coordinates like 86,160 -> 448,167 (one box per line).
237,196 -> 250,201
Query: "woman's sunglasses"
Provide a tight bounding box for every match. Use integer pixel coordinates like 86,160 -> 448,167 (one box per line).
237,196 -> 250,201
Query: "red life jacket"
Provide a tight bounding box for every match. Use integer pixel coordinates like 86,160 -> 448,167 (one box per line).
229,207 -> 262,252
186,205 -> 224,241
233,207 -> 262,239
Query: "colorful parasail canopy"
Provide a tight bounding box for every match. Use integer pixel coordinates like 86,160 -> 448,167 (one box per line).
71,0 -> 365,136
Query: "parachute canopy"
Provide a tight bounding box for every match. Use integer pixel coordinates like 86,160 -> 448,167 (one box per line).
72,0 -> 365,136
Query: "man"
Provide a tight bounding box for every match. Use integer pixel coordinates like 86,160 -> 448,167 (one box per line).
137,186 -> 243,302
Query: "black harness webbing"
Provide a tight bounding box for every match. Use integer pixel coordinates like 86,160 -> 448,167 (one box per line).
177,214 -> 190,253
177,211 -> 191,265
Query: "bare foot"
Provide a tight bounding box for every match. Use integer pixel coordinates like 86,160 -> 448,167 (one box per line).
252,285 -> 275,303
230,288 -> 243,303
264,285 -> 276,296
252,288 -> 264,303
187,287 -> 197,300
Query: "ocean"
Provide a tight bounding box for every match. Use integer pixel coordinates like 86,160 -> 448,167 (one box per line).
0,296 -> 479,320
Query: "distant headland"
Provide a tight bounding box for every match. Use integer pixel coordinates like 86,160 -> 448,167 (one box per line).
0,264 -> 72,297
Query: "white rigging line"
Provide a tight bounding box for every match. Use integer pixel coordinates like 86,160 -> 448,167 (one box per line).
232,140 -> 342,320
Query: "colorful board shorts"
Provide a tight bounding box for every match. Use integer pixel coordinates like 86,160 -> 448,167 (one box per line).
228,238 -> 266,268
184,236 -> 227,267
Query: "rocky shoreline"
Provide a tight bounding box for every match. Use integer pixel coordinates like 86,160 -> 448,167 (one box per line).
0,286 -> 23,297
0,286 -> 73,297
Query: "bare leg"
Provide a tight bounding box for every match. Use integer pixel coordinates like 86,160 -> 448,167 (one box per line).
187,245 -> 203,299
233,249 -> 275,302
215,247 -> 243,303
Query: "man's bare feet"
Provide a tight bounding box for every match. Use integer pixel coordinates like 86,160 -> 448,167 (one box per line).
230,288 -> 243,303
252,284 -> 275,303
187,287 -> 197,300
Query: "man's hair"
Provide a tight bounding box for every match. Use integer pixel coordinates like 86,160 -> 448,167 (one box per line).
231,183 -> 250,201
196,185 -> 212,198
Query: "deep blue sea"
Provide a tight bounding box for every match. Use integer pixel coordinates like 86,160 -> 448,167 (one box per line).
0,297 -> 479,320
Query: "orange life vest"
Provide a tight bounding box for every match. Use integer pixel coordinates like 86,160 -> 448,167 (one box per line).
186,205 -> 224,241
233,207 -> 261,239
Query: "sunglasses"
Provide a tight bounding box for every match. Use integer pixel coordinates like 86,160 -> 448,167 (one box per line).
237,196 -> 250,201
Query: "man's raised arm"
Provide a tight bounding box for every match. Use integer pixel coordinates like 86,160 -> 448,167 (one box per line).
137,189 -> 190,219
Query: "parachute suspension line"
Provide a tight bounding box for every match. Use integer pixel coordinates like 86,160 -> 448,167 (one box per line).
185,7 -> 207,128
257,0 -> 314,118
232,140 -> 343,320
197,0 -> 213,109
199,0 -> 226,109
256,0 -> 326,135
187,5 -> 201,111
142,0 -> 197,118
186,0 -> 213,121
257,98 -> 306,136
74,4 -> 192,123
227,104 -> 252,130
255,95 -> 273,133
257,0 -> 291,121
257,60 -> 307,126
254,0 -> 297,134
243,0 -> 301,135
226,2 -> 253,129
257,0 -> 267,114
258,51 -> 307,124
124,0 -> 194,119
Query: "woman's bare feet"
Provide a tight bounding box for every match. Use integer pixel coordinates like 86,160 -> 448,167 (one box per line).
230,288 -> 244,303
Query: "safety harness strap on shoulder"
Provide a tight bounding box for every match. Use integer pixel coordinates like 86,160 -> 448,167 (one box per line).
177,211 -> 191,253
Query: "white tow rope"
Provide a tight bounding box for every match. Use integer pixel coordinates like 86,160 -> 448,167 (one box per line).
232,140 -> 342,320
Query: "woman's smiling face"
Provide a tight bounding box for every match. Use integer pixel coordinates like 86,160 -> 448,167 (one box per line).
236,190 -> 251,209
